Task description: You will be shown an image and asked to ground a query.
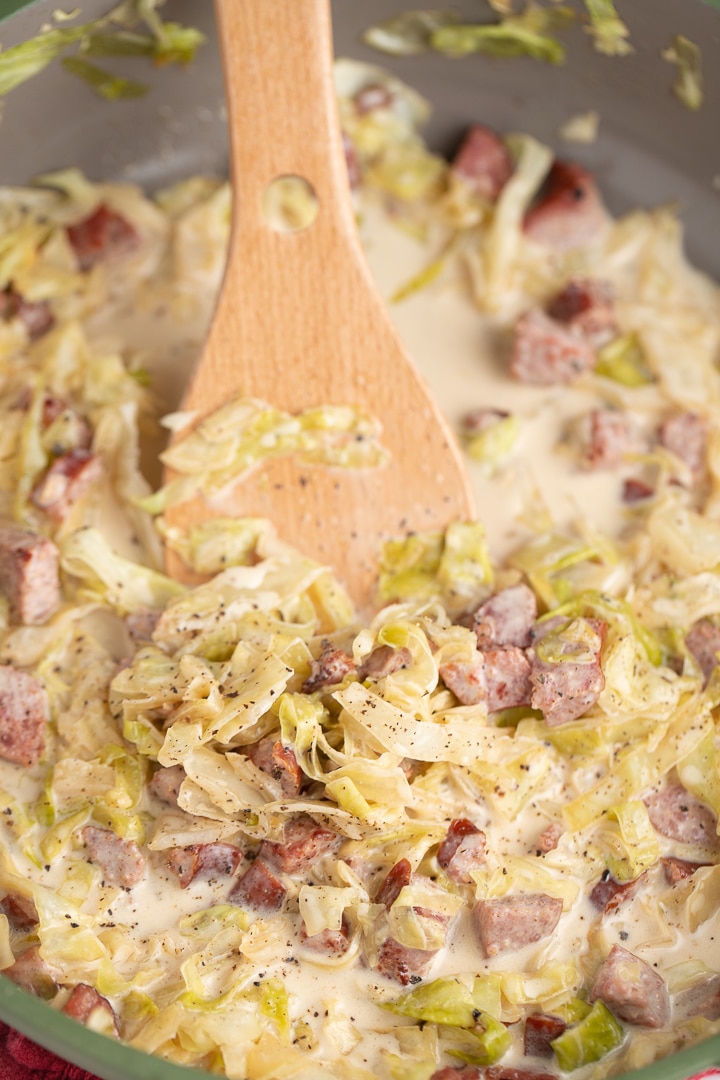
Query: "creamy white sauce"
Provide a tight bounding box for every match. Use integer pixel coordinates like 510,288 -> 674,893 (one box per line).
1,169 -> 719,1079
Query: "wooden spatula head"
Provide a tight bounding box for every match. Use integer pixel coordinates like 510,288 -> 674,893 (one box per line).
164,0 -> 475,612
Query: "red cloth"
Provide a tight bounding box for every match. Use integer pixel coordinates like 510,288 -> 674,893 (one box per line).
0,1023 -> 98,1080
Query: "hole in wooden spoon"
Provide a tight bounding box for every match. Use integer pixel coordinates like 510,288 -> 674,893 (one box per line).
261,175 -> 319,233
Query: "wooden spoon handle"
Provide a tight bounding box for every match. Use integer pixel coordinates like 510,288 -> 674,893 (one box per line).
218,0 -> 351,241
182,0 -> 365,415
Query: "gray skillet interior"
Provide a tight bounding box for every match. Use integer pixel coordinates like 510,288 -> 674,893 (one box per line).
0,0 -> 719,279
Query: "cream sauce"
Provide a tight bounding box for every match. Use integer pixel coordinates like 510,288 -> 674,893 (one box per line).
1,176 -> 719,1079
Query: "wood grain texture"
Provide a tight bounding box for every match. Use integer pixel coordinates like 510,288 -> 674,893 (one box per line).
164,0 -> 475,612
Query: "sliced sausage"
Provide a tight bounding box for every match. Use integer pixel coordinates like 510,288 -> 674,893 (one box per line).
589,871 -> 647,913
261,815 -> 342,874
163,843 -> 242,888
529,618 -> 606,727
357,644 -> 412,681
247,737 -> 303,796
353,83 -> 394,115
0,892 -> 38,929
473,893 -> 562,958
66,204 -> 140,270
452,124 -> 514,201
439,657 -> 486,706
376,858 -> 412,908
149,764 -> 185,807
30,448 -> 103,522
0,666 -> 47,767
580,409 -> 637,471
658,411 -> 708,477
230,859 -> 286,913
62,983 -> 119,1034
511,310 -> 597,387
524,1012 -> 567,1057
685,619 -> 720,687
473,584 -> 537,649
484,646 -> 533,712
0,527 -> 60,626
546,279 -> 616,346
661,856 -> 710,886
644,783 -> 720,848
523,162 -> 609,251
0,286 -> 54,340
376,936 -> 437,986
302,641 -> 355,693
437,819 -> 486,883
3,945 -> 58,998
590,944 -> 670,1028
81,825 -> 145,888
622,478 -> 654,505
299,916 -> 351,956
535,822 -> 562,855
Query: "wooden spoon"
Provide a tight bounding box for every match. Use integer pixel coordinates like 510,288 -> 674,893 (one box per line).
164,0 -> 475,612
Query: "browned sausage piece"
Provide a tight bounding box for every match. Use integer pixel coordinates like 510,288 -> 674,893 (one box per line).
66,204 -> 140,270
484,646 -> 533,712
473,893 -> 562,958
529,618 -> 606,727
439,657 -> 486,706
511,310 -> 597,387
685,619 -> 720,687
3,945 -> 58,998
644,783 -> 720,848
302,640 -> 355,693
30,449 -> 103,522
164,843 -> 243,888
622,478 -> 655,505
353,83 -> 394,115
658,411 -> 708,477
0,666 -> 47,767
523,162 -> 609,251
661,856 -> 710,886
62,983 -> 119,1034
0,286 -> 54,340
590,944 -> 670,1028
581,409 -> 637,471
375,936 -> 437,986
0,527 -> 60,626
261,814 -> 342,875
546,279 -> 616,346
452,124 -> 514,201
524,1012 -> 567,1057
357,644 -> 412,681
230,859 -> 286,913
375,858 -> 412,908
535,822 -> 562,855
299,916 -> 351,956
473,584 -> 537,649
81,825 -> 145,888
589,871 -> 647,914
0,891 -> 38,929
437,819 -> 486,883
149,764 -> 185,807
247,737 -> 304,796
